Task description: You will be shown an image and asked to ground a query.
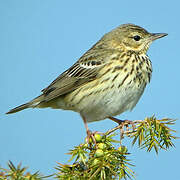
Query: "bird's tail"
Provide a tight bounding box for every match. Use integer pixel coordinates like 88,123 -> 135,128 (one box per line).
6,95 -> 43,114
6,103 -> 31,114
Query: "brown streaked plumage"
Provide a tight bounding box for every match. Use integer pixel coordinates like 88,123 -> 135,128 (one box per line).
6,24 -> 167,139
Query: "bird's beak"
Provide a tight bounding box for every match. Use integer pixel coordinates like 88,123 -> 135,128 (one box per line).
150,33 -> 168,41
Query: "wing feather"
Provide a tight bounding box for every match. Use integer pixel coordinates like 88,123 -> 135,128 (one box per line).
42,65 -> 98,102
41,46 -> 118,102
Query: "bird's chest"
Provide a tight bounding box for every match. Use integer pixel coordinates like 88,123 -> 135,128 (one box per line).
85,54 -> 151,119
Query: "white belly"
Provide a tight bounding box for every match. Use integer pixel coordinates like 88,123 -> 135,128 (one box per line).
79,82 -> 146,122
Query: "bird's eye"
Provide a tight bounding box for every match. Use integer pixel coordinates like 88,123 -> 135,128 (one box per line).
133,35 -> 141,41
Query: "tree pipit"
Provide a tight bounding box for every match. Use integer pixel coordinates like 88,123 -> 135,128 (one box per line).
6,24 -> 167,141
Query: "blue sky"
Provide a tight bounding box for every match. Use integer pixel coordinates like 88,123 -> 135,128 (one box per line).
1,0 -> 180,179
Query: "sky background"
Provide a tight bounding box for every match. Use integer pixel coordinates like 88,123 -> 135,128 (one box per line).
1,0 -> 180,179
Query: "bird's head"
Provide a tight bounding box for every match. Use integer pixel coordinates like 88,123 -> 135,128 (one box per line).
102,24 -> 167,54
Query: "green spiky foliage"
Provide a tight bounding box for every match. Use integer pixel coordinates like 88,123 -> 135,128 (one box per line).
0,161 -> 51,180
55,116 -> 177,179
0,116 -> 178,180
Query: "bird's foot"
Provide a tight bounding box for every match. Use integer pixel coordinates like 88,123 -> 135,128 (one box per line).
85,130 -> 96,145
86,130 -> 96,144
82,115 -> 103,147
109,117 -> 136,138
85,130 -> 103,148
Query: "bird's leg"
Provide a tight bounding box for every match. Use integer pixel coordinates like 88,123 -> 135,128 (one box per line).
108,117 -> 136,138
108,117 -> 124,124
81,116 -> 96,145
108,117 -> 124,139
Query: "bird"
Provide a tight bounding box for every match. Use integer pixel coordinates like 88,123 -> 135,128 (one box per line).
6,23 -> 167,139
